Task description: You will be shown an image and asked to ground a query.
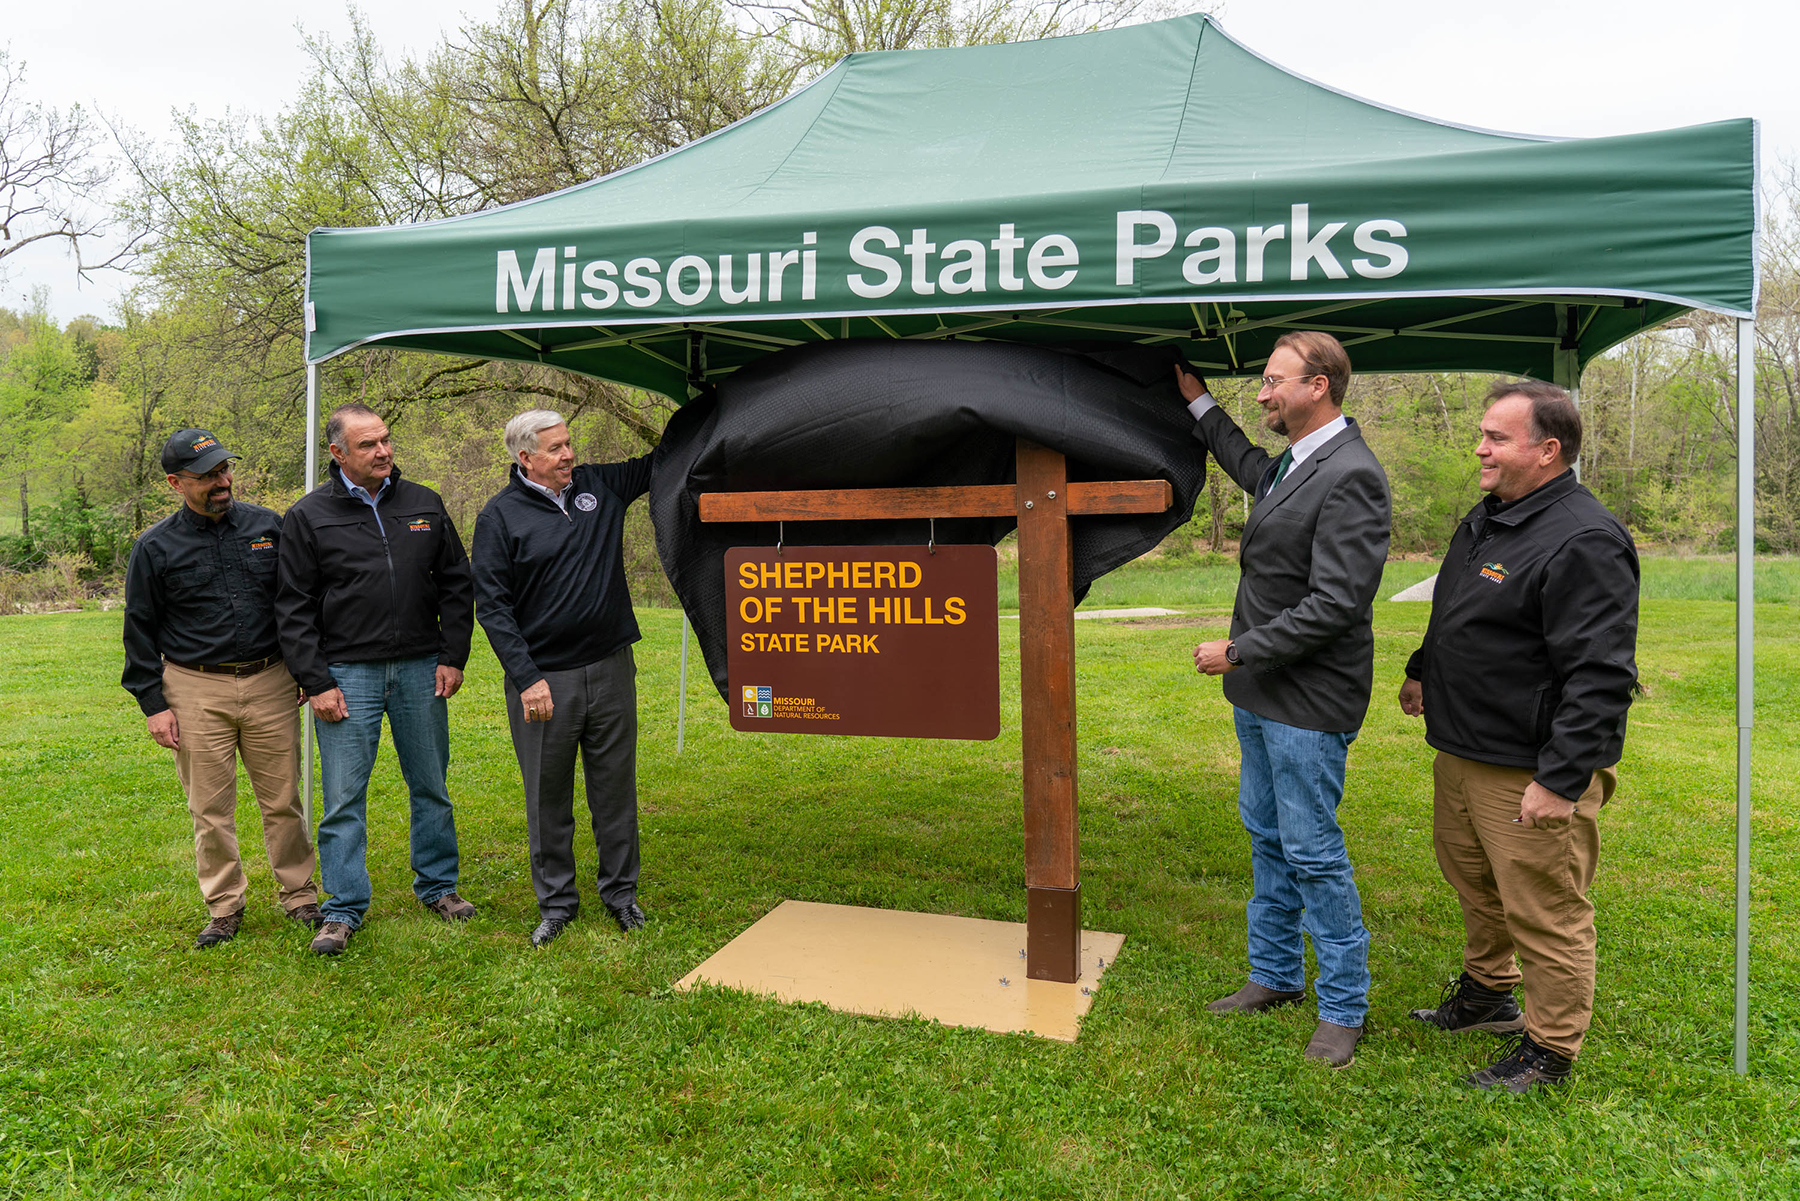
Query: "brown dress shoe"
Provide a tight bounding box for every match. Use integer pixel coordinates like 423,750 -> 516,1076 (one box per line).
310,921 -> 353,956
195,908 -> 244,949
1305,1020 -> 1364,1068
1207,980 -> 1307,1013
424,892 -> 476,921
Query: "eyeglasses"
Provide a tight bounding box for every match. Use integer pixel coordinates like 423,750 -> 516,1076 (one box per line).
1258,373 -> 1324,391
177,465 -> 232,482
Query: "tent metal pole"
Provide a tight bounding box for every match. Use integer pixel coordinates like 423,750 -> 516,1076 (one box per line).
301,363 -> 320,833
677,612 -> 690,754
1734,317 -> 1755,1075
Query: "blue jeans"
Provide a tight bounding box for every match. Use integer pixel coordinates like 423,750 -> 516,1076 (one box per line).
1233,706 -> 1369,1027
313,656 -> 460,927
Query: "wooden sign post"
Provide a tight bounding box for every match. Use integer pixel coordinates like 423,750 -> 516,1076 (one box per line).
699,440 -> 1172,983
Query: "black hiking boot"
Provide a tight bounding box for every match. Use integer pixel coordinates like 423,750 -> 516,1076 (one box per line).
1411,972 -> 1526,1034
1462,1031 -> 1574,1094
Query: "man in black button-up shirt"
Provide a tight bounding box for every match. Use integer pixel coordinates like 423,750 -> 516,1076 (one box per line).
121,429 -> 319,948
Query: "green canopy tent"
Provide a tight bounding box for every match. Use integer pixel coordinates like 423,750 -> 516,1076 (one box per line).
301,13 -> 1760,1066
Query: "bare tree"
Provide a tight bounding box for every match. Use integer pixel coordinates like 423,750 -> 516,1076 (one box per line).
0,50 -> 133,277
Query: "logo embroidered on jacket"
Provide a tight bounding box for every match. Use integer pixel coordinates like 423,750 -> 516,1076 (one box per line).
574,493 -> 598,512
408,519 -> 432,532
1479,561 -> 1508,583
248,538 -> 275,551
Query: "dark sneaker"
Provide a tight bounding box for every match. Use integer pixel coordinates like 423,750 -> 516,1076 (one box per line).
1305,1020 -> 1364,1068
1207,980 -> 1306,1014
424,892 -> 476,922
195,908 -> 244,949
531,916 -> 570,948
287,903 -> 324,930
606,900 -> 647,933
1462,1031 -> 1573,1094
1412,972 -> 1526,1033
310,921 -> 353,956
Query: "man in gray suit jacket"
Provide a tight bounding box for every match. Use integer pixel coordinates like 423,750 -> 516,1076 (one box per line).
1177,331 -> 1392,1068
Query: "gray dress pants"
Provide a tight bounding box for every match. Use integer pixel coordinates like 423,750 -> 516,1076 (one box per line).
504,645 -> 640,919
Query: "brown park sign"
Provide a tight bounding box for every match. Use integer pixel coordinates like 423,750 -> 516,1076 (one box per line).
725,545 -> 1000,739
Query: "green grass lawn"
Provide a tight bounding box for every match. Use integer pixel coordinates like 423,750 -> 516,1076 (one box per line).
1,557 -> 1796,1199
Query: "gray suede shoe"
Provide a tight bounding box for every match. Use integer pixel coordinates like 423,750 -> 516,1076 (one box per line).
1304,1020 -> 1364,1068
1207,980 -> 1307,1014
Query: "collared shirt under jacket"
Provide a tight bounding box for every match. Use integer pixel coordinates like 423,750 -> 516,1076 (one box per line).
1405,471 -> 1639,801
472,457 -> 654,691
275,463 -> 474,696
121,501 -> 286,716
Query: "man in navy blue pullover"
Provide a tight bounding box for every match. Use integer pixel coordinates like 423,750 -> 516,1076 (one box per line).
471,410 -> 654,947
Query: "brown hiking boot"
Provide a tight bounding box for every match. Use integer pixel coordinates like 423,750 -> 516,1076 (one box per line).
287,903 -> 324,930
310,921 -> 353,956
424,892 -> 476,922
195,908 -> 244,949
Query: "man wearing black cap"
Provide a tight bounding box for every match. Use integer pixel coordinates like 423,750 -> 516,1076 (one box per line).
122,429 -> 321,948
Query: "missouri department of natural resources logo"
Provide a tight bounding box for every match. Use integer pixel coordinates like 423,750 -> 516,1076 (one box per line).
741,684 -> 773,718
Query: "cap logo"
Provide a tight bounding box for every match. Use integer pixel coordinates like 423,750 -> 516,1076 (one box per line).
191,436 -> 217,451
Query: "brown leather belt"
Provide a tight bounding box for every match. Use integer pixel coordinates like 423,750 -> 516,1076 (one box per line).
165,654 -> 283,677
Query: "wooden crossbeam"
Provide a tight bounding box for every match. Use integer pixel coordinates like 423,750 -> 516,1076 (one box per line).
698,479 -> 1172,523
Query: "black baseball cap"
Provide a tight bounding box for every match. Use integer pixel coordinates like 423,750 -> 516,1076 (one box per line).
161,429 -> 239,476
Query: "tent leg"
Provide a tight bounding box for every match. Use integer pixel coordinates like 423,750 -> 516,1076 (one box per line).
1734,318 -> 1755,1076
678,612 -> 690,755
301,363 -> 320,833
1552,321 -> 1582,479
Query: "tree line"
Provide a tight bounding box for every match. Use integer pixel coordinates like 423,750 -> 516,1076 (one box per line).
0,0 -> 1794,610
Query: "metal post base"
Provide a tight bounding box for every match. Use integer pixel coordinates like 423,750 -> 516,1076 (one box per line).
1026,883 -> 1081,982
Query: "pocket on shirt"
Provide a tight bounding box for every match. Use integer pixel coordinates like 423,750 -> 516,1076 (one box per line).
167,565 -> 220,597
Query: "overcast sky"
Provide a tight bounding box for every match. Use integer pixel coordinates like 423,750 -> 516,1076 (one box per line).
5,0 -> 1791,324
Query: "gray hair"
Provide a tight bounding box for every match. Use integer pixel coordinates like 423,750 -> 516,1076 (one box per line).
504,410 -> 567,459
326,402 -> 381,450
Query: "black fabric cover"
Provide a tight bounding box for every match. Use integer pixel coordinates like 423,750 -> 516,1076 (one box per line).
650,339 -> 1206,699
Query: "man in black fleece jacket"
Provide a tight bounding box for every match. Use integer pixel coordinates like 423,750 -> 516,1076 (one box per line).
277,403 -> 477,956
1399,381 -> 1639,1094
471,410 -> 654,947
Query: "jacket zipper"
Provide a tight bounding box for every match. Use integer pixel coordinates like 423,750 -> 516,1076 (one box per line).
376,495 -> 399,653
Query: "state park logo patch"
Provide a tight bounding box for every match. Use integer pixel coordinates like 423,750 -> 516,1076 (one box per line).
1480,561 -> 1509,584
248,537 -> 275,552
741,685 -> 773,718
408,518 -> 433,533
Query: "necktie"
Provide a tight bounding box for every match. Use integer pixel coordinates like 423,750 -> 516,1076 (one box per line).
1269,448 -> 1294,493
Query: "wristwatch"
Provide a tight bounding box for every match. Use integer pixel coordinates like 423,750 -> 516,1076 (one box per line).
1224,641 -> 1241,666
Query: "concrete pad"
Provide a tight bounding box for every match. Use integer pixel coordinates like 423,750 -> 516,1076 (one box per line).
1389,573 -> 1439,602
674,900 -> 1126,1042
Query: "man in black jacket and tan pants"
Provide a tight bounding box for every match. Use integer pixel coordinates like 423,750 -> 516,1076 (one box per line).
1400,381 -> 1638,1093
1177,331 -> 1392,1069
472,410 -> 654,947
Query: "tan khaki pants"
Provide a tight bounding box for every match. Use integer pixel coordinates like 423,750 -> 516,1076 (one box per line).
161,662 -> 317,916
1431,751 -> 1613,1060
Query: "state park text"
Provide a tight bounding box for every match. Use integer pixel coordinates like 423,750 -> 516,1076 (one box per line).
496,205 -> 1410,315
724,545 -> 1001,740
